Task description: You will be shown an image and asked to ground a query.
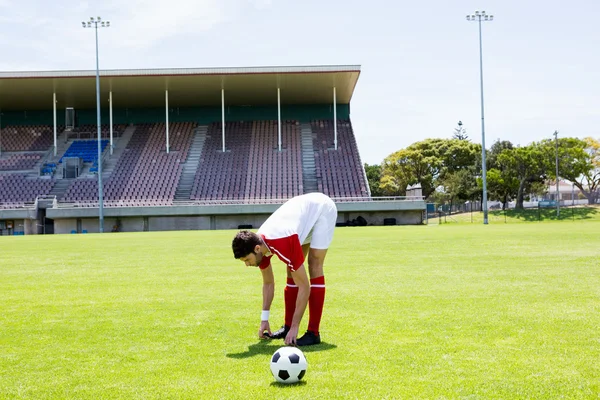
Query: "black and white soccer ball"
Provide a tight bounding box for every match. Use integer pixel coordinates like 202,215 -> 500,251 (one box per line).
270,346 -> 307,384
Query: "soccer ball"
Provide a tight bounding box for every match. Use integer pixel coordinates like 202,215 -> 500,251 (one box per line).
270,346 -> 307,384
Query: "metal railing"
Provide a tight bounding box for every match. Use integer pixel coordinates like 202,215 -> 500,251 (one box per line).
0,201 -> 35,210
53,195 -> 425,209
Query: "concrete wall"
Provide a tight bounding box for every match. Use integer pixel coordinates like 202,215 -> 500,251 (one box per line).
50,210 -> 423,234
52,217 -> 144,234
120,217 -> 145,233
23,219 -> 39,235
54,219 -> 77,234
149,216 -> 211,231
0,218 -> 27,235
214,214 -> 271,230
41,199 -> 427,234
80,218 -> 126,233
339,210 -> 423,225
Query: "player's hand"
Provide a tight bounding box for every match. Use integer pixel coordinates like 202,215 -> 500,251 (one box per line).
285,325 -> 299,346
259,321 -> 271,339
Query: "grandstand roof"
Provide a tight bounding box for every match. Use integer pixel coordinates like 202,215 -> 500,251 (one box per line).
0,65 -> 360,110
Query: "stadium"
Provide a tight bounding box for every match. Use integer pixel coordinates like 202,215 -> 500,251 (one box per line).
0,65 -> 425,235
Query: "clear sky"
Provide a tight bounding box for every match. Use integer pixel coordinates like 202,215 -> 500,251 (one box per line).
0,0 -> 598,164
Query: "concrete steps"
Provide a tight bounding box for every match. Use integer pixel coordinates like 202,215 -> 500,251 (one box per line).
300,123 -> 318,193
48,179 -> 71,200
102,125 -> 136,178
175,125 -> 207,201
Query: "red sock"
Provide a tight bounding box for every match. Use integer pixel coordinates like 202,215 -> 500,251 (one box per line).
284,278 -> 298,327
308,276 -> 326,334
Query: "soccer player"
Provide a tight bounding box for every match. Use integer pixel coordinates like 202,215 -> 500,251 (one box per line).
231,192 -> 337,346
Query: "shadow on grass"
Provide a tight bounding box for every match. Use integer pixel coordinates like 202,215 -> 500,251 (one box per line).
270,380 -> 308,388
490,206 -> 599,222
226,339 -> 337,359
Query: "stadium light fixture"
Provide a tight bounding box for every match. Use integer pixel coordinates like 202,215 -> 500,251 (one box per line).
82,16 -> 110,233
466,10 -> 493,225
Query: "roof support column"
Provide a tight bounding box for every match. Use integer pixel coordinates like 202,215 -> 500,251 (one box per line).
333,86 -> 338,150
221,88 -> 226,152
165,90 -> 170,154
277,87 -> 282,151
53,92 -> 57,156
109,91 -> 113,155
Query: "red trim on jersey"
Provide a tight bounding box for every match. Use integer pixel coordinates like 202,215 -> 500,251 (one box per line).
258,254 -> 272,270
260,234 -> 305,271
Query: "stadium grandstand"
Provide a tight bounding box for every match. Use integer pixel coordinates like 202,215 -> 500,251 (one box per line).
0,65 -> 425,234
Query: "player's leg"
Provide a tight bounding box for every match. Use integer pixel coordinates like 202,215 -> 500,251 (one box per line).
269,243 -> 310,339
295,248 -> 327,346
297,201 -> 337,346
284,244 -> 310,328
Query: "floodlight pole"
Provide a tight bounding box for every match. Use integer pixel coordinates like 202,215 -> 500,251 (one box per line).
467,10 -> 493,225
554,130 -> 560,217
83,17 -> 110,233
277,88 -> 282,152
333,86 -> 338,150
53,93 -> 57,156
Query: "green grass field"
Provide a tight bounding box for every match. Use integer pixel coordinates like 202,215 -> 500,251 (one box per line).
1,222 -> 600,399
433,205 -> 600,224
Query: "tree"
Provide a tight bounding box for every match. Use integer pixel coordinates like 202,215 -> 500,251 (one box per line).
438,139 -> 481,175
380,139 -> 445,197
583,137 -> 600,204
364,163 -> 383,197
485,140 -> 517,208
453,121 -> 468,141
380,138 -> 480,200
539,136 -> 596,203
437,139 -> 480,207
487,139 -> 514,171
498,143 -> 551,209
439,168 -> 479,212
485,168 -> 519,209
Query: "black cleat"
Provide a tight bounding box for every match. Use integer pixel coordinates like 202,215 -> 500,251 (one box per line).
296,330 -> 321,346
266,325 -> 290,340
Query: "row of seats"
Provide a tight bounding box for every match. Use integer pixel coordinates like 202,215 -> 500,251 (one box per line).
72,124 -> 123,134
0,174 -> 55,203
0,125 -> 61,151
60,140 -> 110,163
61,122 -> 195,205
0,153 -> 42,171
0,119 -> 369,205
191,120 -> 304,201
0,125 -> 58,205
311,120 -> 369,198
66,124 -> 126,140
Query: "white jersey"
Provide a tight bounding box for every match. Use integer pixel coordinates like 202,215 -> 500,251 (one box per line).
259,193 -> 332,244
257,193 -> 337,271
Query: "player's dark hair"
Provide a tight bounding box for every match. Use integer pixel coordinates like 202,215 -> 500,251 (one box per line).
232,230 -> 262,259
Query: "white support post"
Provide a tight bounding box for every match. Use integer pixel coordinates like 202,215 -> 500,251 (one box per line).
221,89 -> 226,152
53,92 -> 57,156
333,86 -> 338,150
109,91 -> 113,155
165,90 -> 170,153
277,88 -> 282,151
